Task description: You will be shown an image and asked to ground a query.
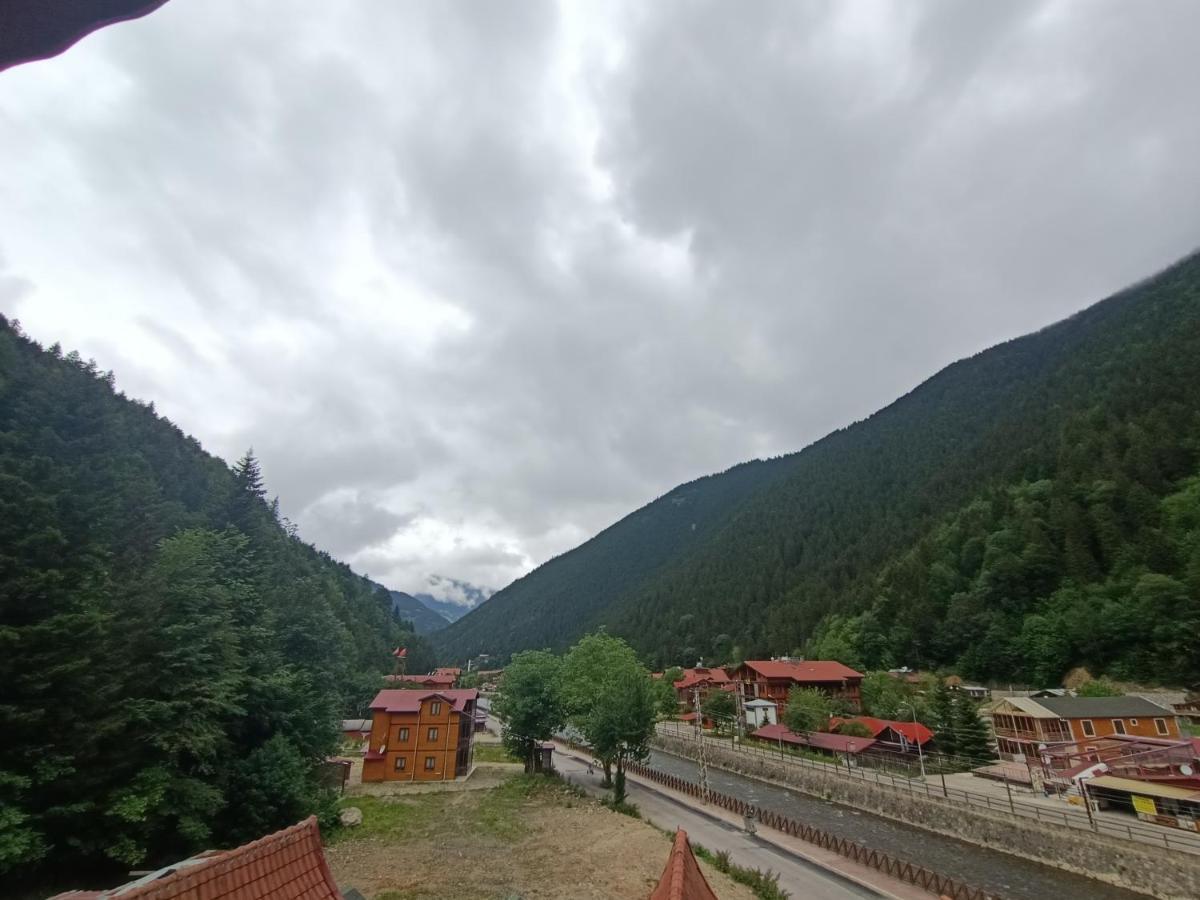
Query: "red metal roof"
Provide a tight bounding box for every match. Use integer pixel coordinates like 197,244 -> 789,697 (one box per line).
49,817 -> 340,900
673,667 -> 732,691
832,716 -> 934,745
751,724 -> 876,754
369,688 -> 478,713
740,660 -> 864,681
650,829 -> 719,900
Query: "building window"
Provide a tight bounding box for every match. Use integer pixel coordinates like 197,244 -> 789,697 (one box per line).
1129,719 -> 1138,726
1154,718 -> 1169,735
427,726 -> 439,741
424,756 -> 436,770
1081,719 -> 1095,737
398,728 -> 409,742
1113,719 -> 1127,735
394,756 -> 406,771
430,702 -> 442,715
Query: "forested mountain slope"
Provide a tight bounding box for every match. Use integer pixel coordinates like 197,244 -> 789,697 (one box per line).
436,252 -> 1200,687
384,587 -> 450,633
0,316 -> 432,884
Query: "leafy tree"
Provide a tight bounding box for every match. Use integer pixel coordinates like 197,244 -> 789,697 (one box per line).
783,687 -> 833,734
561,632 -> 643,784
652,678 -> 680,718
702,689 -> 737,734
835,720 -> 874,738
589,665 -> 658,803
1077,678 -> 1124,697
860,672 -> 911,719
494,650 -> 565,773
661,666 -> 684,686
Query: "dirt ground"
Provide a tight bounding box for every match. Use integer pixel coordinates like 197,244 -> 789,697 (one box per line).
326,775 -> 758,900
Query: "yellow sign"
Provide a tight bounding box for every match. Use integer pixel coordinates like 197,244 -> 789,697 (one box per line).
1132,795 -> 1157,816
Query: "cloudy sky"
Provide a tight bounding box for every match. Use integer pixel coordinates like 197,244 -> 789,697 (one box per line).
3,1 -> 1199,603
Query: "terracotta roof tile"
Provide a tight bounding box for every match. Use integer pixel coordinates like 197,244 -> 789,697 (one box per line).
369,688 -> 478,713
741,660 -> 863,681
49,817 -> 341,900
650,829 -> 718,900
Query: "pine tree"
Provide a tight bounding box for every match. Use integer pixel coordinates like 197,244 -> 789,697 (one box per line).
928,681 -> 957,758
952,698 -> 992,763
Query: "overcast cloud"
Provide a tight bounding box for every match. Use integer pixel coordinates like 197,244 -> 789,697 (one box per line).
3,0 -> 1199,603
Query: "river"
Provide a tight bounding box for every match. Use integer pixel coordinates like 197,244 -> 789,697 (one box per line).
646,749 -> 1146,900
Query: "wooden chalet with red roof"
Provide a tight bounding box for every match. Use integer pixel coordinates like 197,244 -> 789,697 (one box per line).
363,688 -> 479,782
831,716 -> 934,752
672,666 -> 733,705
49,816 -> 341,900
731,659 -> 864,715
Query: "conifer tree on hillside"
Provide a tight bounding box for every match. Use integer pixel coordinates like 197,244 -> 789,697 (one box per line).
952,698 -> 993,763
928,681 -> 958,758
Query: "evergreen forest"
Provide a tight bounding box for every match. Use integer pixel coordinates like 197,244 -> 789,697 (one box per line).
0,315 -> 434,885
436,251 -> 1200,688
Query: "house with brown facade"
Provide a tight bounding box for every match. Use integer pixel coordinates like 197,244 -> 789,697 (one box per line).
731,659 -> 863,716
990,695 -> 1181,764
363,688 -> 479,782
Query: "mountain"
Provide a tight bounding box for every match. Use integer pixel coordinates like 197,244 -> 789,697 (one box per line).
0,315 -> 436,883
435,251 -> 1200,688
385,588 -> 451,633
414,575 -> 493,622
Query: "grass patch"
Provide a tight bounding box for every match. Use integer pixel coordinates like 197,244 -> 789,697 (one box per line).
333,774 -> 573,846
693,843 -> 790,900
602,798 -> 641,818
473,743 -> 522,764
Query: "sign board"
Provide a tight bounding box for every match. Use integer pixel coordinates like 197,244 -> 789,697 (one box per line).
1132,795 -> 1157,817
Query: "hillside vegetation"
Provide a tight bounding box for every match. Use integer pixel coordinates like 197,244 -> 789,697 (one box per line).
0,316 -> 433,882
436,252 -> 1200,687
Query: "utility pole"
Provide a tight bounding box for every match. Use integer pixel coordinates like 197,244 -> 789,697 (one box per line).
901,704 -> 927,781
694,687 -> 709,805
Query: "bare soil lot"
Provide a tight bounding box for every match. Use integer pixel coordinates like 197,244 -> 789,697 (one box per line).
326,774 -> 757,900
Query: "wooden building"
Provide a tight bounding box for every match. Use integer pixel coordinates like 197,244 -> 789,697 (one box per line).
990,696 -> 1181,763
362,688 -> 479,782
731,659 -> 864,715
672,666 -> 732,705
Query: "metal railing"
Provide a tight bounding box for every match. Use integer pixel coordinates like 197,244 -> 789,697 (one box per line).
626,759 -> 1002,900
654,722 -> 1200,855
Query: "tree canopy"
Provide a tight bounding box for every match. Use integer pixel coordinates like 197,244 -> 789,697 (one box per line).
0,318 -> 433,884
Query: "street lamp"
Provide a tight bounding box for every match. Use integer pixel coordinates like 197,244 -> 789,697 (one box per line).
900,704 -> 927,781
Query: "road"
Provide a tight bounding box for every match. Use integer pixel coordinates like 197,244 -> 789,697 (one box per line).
553,747 -> 900,900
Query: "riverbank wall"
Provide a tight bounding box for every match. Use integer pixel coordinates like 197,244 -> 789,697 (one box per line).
651,733 -> 1200,899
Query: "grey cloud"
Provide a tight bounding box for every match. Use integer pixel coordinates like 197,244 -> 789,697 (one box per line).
3,1 -> 1199,594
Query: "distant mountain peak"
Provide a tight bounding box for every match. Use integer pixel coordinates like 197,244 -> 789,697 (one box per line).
413,575 -> 494,623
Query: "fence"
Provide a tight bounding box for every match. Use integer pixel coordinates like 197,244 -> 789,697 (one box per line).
655,722 -> 1200,855
626,759 -> 1001,900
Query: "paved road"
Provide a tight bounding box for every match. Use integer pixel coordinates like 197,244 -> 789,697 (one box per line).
554,750 -> 889,900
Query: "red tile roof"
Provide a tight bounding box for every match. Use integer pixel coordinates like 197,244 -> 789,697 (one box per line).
740,660 -> 864,681
832,716 -> 934,745
385,672 -> 456,686
650,829 -> 719,900
673,667 -> 732,691
369,688 -> 479,713
751,724 -> 876,754
49,817 -> 340,900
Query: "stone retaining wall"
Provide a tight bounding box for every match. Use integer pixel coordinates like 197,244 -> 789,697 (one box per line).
651,733 -> 1200,900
